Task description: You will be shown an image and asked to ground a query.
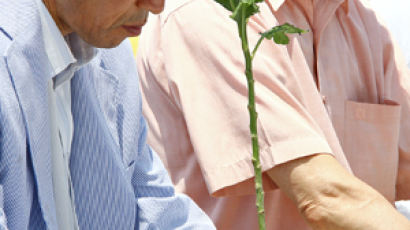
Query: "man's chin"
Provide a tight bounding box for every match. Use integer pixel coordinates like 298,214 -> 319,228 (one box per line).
94,39 -> 125,49
83,35 -> 127,49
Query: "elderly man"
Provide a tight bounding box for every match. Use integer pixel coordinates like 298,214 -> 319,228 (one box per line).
137,0 -> 410,229
0,0 -> 215,229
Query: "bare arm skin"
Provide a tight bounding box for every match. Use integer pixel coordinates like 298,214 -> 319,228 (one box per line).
267,154 -> 410,230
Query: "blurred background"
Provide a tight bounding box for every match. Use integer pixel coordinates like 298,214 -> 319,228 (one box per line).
130,37 -> 139,57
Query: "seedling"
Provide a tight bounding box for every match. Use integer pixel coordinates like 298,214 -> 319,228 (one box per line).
213,0 -> 306,229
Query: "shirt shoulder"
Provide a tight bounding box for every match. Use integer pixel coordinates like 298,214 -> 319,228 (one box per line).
369,0 -> 410,65
160,0 -> 194,21
160,0 -> 223,25
347,0 -> 393,53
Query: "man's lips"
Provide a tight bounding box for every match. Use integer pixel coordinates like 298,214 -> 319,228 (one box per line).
122,25 -> 143,36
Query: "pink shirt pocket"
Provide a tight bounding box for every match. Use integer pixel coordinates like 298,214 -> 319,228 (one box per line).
343,100 -> 401,202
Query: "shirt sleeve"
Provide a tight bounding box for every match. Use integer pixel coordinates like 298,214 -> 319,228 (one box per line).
132,115 -> 216,229
113,40 -> 215,229
138,1 -> 343,197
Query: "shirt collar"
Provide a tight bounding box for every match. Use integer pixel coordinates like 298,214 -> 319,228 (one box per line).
36,0 -> 97,88
266,0 -> 285,11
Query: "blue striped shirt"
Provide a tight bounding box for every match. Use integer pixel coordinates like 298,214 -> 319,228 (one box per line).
0,0 -> 216,229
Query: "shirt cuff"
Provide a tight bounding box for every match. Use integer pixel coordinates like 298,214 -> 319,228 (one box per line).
202,137 -> 333,197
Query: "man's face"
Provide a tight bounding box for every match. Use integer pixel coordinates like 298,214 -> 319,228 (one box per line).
55,0 -> 164,48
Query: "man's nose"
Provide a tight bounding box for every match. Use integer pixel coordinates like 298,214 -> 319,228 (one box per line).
136,0 -> 164,14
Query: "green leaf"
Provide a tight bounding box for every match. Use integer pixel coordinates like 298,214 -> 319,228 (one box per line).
260,23 -> 307,45
214,0 -> 239,12
230,0 -> 259,24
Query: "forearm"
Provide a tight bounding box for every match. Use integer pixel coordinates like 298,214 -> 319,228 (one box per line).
267,154 -> 410,230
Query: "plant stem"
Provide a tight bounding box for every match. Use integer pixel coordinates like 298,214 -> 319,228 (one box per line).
229,0 -> 235,10
251,37 -> 264,60
237,7 -> 266,230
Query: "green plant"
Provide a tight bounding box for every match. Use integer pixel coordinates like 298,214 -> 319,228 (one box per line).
213,0 -> 305,229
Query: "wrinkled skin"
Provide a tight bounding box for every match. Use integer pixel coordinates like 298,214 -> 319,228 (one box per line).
43,0 -> 164,48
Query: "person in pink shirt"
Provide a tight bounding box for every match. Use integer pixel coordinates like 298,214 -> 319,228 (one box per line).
137,0 -> 410,229
370,0 -> 410,218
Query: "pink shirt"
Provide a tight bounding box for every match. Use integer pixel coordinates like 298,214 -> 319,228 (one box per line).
137,0 -> 410,229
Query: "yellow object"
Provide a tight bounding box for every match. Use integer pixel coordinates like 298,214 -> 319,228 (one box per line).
129,37 -> 139,57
